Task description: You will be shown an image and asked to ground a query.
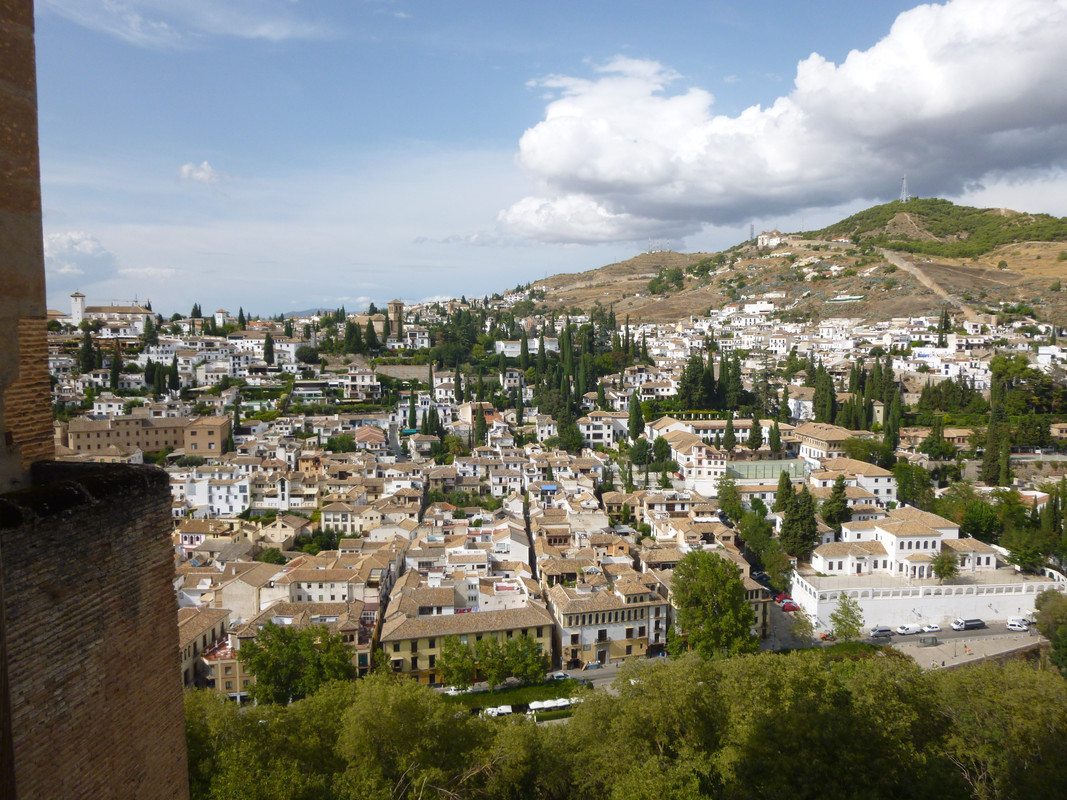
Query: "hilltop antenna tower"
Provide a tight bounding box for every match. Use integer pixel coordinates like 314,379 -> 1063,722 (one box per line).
900,175 -> 911,203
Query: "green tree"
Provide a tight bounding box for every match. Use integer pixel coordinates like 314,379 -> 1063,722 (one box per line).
335,674 -> 485,799
829,592 -> 864,641
722,417 -> 736,450
745,419 -> 763,450
768,420 -> 782,453
629,438 -> 651,466
1034,588 -> 1067,673
930,549 -> 959,583
781,486 -> 818,557
295,345 -> 319,364
79,328 -> 95,374
504,634 -> 550,686
263,332 -> 275,365
474,637 -> 509,689
437,636 -> 477,689
929,660 -> 1067,800
168,355 -> 180,391
255,547 -> 286,565
628,389 -> 644,440
108,342 -> 122,391
239,623 -> 356,704
652,435 -> 670,464
667,550 -> 757,659
716,470 -> 742,523
773,470 -> 795,513
821,474 -> 852,534
141,315 -> 158,347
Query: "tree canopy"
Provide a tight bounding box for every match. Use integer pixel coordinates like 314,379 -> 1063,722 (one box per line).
238,622 -> 356,704
667,550 -> 757,659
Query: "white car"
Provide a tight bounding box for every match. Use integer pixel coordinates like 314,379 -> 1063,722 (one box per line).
921,623 -> 940,633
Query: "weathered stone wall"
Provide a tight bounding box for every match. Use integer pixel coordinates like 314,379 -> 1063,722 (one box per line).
0,0 -> 53,492
0,462 -> 189,799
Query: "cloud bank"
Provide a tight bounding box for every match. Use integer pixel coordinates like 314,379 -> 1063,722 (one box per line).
500,0 -> 1067,243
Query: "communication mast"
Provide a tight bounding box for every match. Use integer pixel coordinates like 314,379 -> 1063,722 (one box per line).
900,175 -> 911,203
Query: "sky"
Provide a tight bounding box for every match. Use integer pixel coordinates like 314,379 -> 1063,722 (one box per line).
35,0 -> 1067,318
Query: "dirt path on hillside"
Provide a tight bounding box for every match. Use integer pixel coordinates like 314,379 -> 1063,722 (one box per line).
879,249 -> 979,320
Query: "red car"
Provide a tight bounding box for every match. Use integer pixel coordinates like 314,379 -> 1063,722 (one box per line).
781,602 -> 799,612
774,593 -> 791,604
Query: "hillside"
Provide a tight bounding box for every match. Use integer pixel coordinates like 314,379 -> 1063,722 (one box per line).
526,200 -> 1067,325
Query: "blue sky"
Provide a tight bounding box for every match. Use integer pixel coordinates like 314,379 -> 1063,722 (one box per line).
36,0 -> 1067,317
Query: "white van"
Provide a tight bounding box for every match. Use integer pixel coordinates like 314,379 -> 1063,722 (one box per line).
1006,617 -> 1030,632
896,623 -> 922,635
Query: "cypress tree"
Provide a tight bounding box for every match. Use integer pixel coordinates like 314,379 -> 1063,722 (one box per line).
364,320 -> 379,353
746,418 -> 763,450
263,333 -> 275,365
628,390 -> 644,440
822,474 -> 852,535
169,356 -> 180,391
773,471 -> 795,513
79,328 -> 95,374
769,421 -> 782,453
109,343 -> 121,391
723,417 -> 736,450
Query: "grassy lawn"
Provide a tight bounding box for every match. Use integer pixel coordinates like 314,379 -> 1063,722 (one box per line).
442,679 -> 591,709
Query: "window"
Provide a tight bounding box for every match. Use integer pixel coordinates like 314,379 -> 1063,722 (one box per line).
410,657 -> 418,671
638,626 -> 646,638
570,633 -> 579,645
393,643 -> 400,653
428,638 -> 435,648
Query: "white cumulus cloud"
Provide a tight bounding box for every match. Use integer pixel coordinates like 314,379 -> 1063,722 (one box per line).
178,160 -> 223,183
501,0 -> 1067,243
44,231 -> 118,290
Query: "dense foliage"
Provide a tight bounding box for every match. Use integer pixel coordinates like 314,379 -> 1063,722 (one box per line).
186,652 -> 1067,800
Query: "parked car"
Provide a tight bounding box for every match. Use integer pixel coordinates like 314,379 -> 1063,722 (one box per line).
549,671 -> 570,681
896,624 -> 922,635
951,617 -> 985,631
444,686 -> 470,696
751,571 -> 767,581
582,662 -> 604,670
781,601 -> 799,612
1007,618 -> 1030,632
774,593 -> 791,604
921,623 -> 941,633
869,625 -> 894,638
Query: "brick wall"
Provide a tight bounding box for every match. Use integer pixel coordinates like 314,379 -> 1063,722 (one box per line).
4,317 -> 54,468
0,0 -> 51,493
0,462 -> 189,799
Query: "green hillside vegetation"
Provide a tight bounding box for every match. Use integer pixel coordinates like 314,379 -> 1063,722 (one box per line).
185,651 -> 1067,800
811,198 -> 1067,258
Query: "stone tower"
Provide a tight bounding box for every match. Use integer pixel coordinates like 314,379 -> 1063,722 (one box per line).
388,298 -> 404,334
